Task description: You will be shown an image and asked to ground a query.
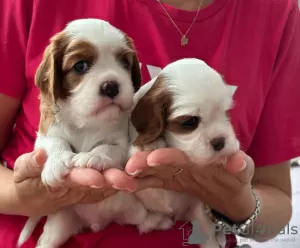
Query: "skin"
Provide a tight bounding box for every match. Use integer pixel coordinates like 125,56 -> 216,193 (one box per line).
125,149 -> 292,242
159,0 -> 214,11
0,0 -> 293,244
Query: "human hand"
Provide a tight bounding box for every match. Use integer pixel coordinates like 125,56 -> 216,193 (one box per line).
126,148 -> 256,222
12,149 -> 138,217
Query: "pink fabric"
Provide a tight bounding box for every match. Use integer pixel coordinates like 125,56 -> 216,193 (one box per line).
0,0 -> 300,247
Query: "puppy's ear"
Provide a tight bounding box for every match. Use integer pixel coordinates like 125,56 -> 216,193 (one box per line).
131,52 -> 142,92
131,76 -> 171,146
124,34 -> 142,92
35,31 -> 69,102
220,74 -> 237,98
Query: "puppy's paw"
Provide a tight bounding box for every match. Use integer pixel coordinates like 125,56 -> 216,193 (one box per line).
90,220 -> 110,233
138,213 -> 174,234
71,152 -> 115,171
36,244 -> 56,248
36,231 -> 59,248
41,152 -> 74,188
156,217 -> 174,230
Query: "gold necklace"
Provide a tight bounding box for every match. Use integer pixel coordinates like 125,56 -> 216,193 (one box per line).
157,0 -> 204,46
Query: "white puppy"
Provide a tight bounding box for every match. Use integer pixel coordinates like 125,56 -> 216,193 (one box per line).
18,18 -> 172,248
129,58 -> 240,248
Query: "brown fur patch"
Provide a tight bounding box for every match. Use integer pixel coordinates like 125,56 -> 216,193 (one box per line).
131,75 -> 172,147
62,40 -> 97,93
36,31 -> 70,135
124,34 -> 142,92
36,31 -> 97,135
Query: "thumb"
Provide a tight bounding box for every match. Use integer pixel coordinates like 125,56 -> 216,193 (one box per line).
225,151 -> 254,183
14,149 -> 47,183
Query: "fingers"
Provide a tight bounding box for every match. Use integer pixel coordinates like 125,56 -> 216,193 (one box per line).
147,148 -> 191,168
224,151 -> 254,183
125,151 -> 151,175
135,176 -> 164,191
236,154 -> 254,183
103,168 -> 138,192
66,167 -> 137,191
66,168 -> 105,188
14,149 -> 47,183
126,148 -> 190,176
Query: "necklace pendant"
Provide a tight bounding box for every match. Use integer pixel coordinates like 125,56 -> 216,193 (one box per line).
181,35 -> 188,46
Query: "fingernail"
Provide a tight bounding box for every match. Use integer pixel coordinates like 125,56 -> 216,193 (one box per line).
148,161 -> 160,167
237,160 -> 247,172
90,184 -> 103,189
33,154 -> 41,168
127,169 -> 142,176
112,184 -> 122,190
112,184 -> 135,192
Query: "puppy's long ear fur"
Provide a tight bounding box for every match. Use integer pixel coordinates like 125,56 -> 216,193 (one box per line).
124,34 -> 142,92
35,31 -> 69,102
131,76 -> 172,146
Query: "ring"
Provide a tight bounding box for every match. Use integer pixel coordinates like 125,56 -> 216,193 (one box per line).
172,168 -> 183,175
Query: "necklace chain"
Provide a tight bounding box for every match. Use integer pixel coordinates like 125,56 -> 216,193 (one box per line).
156,0 -> 204,46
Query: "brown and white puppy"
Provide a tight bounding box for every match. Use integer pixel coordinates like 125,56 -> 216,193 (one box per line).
18,19 -> 172,248
129,58 -> 240,248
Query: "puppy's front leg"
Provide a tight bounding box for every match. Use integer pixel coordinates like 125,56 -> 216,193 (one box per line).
71,144 -> 127,170
35,134 -> 75,188
36,208 -> 83,248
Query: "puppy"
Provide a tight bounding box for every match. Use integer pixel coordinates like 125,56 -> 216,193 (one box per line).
18,18 -> 172,248
129,58 -> 240,248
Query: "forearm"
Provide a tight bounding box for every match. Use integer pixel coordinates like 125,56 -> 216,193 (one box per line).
241,184 -> 292,242
0,165 -> 20,215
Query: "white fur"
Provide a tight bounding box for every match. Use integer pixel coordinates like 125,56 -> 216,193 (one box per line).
18,19 -> 172,248
59,19 -> 135,129
130,58 -> 240,248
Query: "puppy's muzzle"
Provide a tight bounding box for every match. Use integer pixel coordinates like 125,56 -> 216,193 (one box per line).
100,81 -> 119,99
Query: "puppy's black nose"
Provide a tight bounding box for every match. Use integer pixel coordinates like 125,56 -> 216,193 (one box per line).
100,81 -> 119,99
211,137 -> 225,152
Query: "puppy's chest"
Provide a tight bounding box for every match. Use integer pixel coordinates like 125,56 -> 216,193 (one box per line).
65,129 -> 126,152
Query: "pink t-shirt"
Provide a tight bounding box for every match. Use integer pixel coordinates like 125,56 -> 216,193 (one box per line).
1,0 -> 300,247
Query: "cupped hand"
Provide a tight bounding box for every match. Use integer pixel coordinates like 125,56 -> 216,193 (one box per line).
126,148 -> 256,222
12,149 -> 137,217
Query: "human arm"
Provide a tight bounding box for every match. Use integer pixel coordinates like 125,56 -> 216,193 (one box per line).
247,162 -> 292,241
0,93 -> 22,214
125,149 -> 292,242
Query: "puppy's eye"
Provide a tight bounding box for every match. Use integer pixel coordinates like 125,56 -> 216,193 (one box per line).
120,57 -> 130,70
73,61 -> 89,74
181,116 -> 200,129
